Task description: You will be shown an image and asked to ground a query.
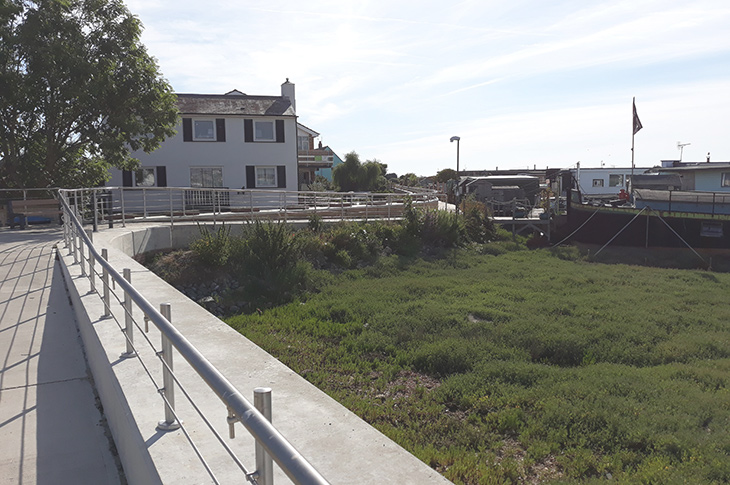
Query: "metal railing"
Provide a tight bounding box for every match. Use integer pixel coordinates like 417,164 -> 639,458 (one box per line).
56,186 -> 441,230
58,192 -> 329,485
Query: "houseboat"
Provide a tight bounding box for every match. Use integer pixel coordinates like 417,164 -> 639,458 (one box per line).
565,161 -> 730,249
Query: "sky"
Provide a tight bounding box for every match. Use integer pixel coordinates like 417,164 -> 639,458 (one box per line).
125,0 -> 730,176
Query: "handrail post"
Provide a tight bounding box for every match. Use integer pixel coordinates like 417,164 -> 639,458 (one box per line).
282,192 -> 287,223
102,249 -> 111,318
69,213 -> 76,257
158,303 -> 181,431
120,188 -> 126,228
64,214 -> 70,249
254,387 -> 274,485
92,190 -> 98,232
120,268 -> 137,358
249,190 -> 254,220
78,229 -> 86,277
86,229 -> 95,293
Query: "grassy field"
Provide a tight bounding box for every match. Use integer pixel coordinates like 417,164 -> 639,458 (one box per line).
225,246 -> 730,484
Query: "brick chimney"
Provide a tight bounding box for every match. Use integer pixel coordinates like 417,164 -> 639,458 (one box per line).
281,78 -> 295,113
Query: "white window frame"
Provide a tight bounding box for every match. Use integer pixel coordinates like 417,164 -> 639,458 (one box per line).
721,173 -> 730,187
193,119 -> 216,141
609,174 -> 623,187
135,167 -> 156,187
592,179 -> 604,187
254,120 -> 275,142
255,166 -> 277,187
297,135 -> 309,151
190,166 -> 224,188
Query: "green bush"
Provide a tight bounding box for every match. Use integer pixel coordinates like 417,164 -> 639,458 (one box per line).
190,223 -> 232,267
421,209 -> 463,248
308,212 -> 324,233
232,220 -> 311,306
461,197 -> 495,243
322,222 -> 382,267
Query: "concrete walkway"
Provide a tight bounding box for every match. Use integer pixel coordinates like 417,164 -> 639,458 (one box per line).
0,228 -> 122,485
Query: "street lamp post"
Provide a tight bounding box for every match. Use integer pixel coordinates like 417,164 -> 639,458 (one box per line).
450,136 -> 460,214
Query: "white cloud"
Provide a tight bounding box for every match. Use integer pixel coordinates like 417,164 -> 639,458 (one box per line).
125,0 -> 730,175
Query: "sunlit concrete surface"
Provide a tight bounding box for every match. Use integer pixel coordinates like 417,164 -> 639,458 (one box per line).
0,228 -> 122,485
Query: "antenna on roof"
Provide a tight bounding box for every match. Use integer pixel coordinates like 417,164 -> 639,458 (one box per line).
677,141 -> 690,162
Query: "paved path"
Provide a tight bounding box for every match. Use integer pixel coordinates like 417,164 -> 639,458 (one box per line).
0,228 -> 122,485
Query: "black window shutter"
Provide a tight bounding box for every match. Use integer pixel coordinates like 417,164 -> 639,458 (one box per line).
216,118 -> 226,142
277,166 -> 286,188
183,118 -> 192,141
244,119 -> 253,142
122,170 -> 132,187
275,119 -> 285,143
156,166 -> 167,187
246,165 -> 256,188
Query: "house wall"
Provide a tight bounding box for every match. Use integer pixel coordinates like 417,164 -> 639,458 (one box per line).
316,152 -> 343,182
108,116 -> 298,191
572,168 -> 649,197
694,170 -> 730,192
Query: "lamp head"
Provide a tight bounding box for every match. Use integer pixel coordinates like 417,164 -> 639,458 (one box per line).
450,136 -> 460,142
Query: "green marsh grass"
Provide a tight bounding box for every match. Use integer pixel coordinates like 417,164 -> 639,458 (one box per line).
227,248 -> 730,484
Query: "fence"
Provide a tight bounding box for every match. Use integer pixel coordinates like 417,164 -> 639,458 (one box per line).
58,192 -> 329,485
54,187 -> 441,230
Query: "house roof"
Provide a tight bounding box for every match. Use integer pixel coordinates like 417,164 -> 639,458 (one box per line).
654,162 -> 730,173
297,122 -> 320,137
176,93 -> 296,117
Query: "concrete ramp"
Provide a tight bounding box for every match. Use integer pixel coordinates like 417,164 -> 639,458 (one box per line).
0,228 -> 122,485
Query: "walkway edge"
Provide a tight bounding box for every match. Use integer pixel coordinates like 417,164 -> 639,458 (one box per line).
57,248 -> 163,485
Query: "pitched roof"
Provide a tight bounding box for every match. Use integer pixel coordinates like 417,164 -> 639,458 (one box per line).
176,93 -> 296,117
297,122 -> 319,137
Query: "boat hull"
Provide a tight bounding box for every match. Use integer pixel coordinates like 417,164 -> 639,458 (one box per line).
567,203 -> 730,248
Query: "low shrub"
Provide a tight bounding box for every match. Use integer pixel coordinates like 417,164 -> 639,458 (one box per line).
421,209 -> 463,248
461,197 -> 495,243
190,223 -> 232,267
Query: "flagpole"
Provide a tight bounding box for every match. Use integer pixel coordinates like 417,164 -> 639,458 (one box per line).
629,98 -> 636,202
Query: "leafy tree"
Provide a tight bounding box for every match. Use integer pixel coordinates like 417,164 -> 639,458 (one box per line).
398,173 -> 419,186
0,0 -> 179,188
435,168 -> 457,183
333,151 -> 388,191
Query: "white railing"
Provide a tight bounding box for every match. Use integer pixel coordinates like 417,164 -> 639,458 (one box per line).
57,187 -> 442,230
58,191 -> 330,485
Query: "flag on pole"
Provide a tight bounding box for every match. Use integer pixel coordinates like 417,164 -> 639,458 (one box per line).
633,98 -> 642,135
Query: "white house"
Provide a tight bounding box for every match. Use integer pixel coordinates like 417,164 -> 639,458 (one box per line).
108,80 -> 299,193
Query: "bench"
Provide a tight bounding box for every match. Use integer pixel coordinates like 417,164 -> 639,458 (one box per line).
6,199 -> 63,229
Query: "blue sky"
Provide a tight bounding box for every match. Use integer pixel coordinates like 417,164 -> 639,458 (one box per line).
127,0 -> 730,176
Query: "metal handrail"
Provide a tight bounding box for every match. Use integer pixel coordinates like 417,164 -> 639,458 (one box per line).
58,193 -> 329,485
57,186 -> 442,229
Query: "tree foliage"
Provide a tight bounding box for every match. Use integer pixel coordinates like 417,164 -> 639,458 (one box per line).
332,151 -> 388,192
0,0 -> 179,188
398,173 -> 419,186
435,168 -> 457,183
